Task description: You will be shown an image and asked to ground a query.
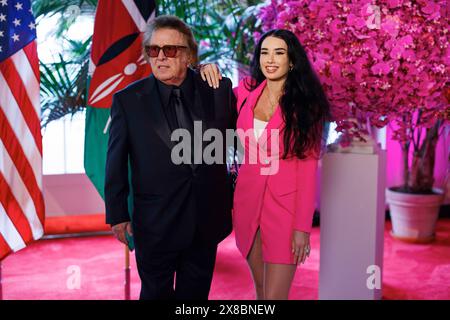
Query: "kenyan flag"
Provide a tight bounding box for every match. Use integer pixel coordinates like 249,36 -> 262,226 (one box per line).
84,0 -> 155,200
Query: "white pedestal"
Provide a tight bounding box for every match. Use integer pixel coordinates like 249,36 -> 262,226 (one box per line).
319,151 -> 386,300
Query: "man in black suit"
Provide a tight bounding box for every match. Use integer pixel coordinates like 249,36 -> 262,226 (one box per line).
104,15 -> 236,300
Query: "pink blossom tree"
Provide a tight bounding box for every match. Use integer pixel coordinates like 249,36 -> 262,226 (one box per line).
257,0 -> 449,193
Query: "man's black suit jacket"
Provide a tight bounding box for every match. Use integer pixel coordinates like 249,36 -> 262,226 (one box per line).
104,70 -> 237,253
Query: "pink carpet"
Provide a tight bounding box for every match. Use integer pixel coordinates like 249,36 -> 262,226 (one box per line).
1,219 -> 449,300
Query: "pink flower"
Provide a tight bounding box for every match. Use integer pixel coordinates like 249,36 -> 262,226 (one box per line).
199,40 -> 210,49
402,50 -> 415,61
329,20 -> 341,35
371,62 -> 391,75
387,0 -> 402,8
253,31 -> 262,42
421,2 -> 440,16
399,35 -> 413,48
390,45 -> 405,59
330,63 -> 341,79
381,17 -> 400,37
417,78 -> 436,97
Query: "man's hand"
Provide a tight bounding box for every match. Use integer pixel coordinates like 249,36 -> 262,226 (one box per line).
111,221 -> 133,245
199,63 -> 222,89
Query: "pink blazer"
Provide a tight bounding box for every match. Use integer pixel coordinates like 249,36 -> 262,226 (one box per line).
233,78 -> 318,234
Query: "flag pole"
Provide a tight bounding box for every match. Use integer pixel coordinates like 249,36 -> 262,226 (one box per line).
124,245 -> 130,300
0,260 -> 3,300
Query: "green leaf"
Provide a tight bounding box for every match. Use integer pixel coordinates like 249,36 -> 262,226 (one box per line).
36,0 -> 263,127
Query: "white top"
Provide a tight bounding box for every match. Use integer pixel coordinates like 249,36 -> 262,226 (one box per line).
254,118 -> 268,140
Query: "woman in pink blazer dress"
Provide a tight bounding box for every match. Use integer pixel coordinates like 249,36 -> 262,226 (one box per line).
201,29 -> 330,299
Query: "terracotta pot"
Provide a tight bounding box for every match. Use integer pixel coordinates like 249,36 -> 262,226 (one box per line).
386,187 -> 444,243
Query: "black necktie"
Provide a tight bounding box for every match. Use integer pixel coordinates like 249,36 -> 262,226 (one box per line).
172,87 -> 194,134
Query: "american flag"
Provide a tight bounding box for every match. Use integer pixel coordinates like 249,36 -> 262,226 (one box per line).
0,0 -> 44,261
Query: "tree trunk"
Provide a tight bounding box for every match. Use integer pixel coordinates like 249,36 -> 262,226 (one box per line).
408,127 -> 439,193
401,142 -> 409,190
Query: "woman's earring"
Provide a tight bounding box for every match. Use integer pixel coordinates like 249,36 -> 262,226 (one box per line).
289,65 -> 293,72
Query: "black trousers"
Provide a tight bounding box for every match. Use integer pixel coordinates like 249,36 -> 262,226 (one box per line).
135,233 -> 218,300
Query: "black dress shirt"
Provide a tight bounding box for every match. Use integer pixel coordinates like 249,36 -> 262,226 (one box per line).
156,69 -> 195,132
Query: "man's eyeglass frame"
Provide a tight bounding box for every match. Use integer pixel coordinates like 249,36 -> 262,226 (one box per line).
145,45 -> 188,58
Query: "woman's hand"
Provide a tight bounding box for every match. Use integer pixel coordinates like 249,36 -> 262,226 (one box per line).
199,63 -> 222,89
292,230 -> 311,265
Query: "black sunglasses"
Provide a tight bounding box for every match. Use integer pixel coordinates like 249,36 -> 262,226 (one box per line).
145,45 -> 188,58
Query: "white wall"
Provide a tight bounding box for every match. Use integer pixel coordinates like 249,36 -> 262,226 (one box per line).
43,174 -> 104,217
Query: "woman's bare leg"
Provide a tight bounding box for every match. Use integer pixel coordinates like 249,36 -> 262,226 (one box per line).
264,263 -> 297,300
246,229 -> 265,300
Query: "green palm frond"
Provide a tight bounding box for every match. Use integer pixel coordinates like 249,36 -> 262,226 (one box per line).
36,0 -> 263,127
33,0 -> 97,37
40,38 -> 91,127
157,0 -> 262,76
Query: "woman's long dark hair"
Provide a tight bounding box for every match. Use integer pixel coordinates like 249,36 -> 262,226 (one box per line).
245,29 -> 331,160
